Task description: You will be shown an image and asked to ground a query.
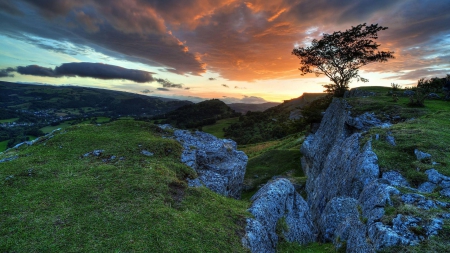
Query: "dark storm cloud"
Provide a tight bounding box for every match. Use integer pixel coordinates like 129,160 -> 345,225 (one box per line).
0,67 -> 16,77
155,78 -> 183,88
0,0 -> 205,75
14,63 -> 155,82
157,88 -> 170,91
1,0 -> 450,82
208,77 -> 216,81
222,84 -> 229,88
17,65 -> 57,77
0,0 -> 23,15
55,63 -> 154,82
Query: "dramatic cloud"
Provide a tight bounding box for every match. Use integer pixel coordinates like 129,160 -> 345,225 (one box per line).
157,88 -> 170,91
14,62 -> 155,82
141,89 -> 153,93
0,67 -> 15,77
155,78 -> 183,88
222,84 -> 229,88
0,0 -> 449,86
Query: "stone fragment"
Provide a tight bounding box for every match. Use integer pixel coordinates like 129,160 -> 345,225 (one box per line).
382,171 -> 410,187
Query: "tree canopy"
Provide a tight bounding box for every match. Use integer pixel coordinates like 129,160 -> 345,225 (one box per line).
292,23 -> 394,97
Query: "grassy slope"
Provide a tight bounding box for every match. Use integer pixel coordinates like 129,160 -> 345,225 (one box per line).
347,87 -> 450,185
202,117 -> 239,138
239,133 -> 306,200
0,121 -> 249,252
347,87 -> 450,252
0,118 -> 19,123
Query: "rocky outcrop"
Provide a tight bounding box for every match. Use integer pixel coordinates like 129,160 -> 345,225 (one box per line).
170,128 -> 248,199
299,98 -> 444,252
344,88 -> 376,98
301,98 -> 380,223
242,179 -> 316,253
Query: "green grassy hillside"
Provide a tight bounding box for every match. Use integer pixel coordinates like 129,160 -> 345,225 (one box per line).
152,99 -> 240,129
0,121 -> 249,252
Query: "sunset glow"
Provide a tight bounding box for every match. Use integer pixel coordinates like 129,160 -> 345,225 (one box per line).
1,0 -> 449,103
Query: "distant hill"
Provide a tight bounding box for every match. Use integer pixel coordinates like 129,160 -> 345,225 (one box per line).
224,93 -> 327,144
153,99 -> 241,129
0,81 -> 193,149
0,81 -> 192,116
227,102 -> 280,114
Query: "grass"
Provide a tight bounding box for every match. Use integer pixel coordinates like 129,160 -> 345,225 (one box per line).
0,121 -> 250,252
347,86 -> 450,252
40,122 -> 73,134
347,88 -> 450,186
240,133 -> 306,200
0,140 -> 8,152
202,117 -> 239,139
0,118 -> 19,123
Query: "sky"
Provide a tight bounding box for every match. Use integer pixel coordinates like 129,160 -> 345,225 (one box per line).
0,0 -> 449,103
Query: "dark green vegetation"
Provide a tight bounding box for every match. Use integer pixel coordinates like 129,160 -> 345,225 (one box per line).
224,93 -> 328,144
0,81 -> 191,115
292,23 -> 394,97
228,102 -> 281,114
0,121 -> 250,252
202,117 -> 240,138
0,81 -> 192,150
151,99 -> 241,129
240,133 -> 306,200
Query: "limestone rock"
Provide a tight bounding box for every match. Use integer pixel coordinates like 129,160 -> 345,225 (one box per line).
418,182 -> 437,193
347,112 -> 391,131
243,179 -> 316,253
414,149 -> 431,161
172,129 -> 248,199
382,171 -> 410,187
359,180 -> 400,224
318,197 -> 359,241
401,193 -> 437,210
385,132 -> 396,146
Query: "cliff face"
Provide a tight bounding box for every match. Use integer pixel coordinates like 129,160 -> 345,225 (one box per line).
244,98 -> 446,253
301,98 -> 380,223
300,98 -> 444,252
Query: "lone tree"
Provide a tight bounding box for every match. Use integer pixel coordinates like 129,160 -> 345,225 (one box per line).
292,23 -> 394,97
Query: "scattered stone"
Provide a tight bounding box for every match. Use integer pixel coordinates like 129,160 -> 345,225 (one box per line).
0,155 -> 18,163
347,112 -> 391,131
243,179 -> 316,253
440,188 -> 450,198
83,150 -> 105,157
368,222 -> 409,251
171,129 -> 248,199
425,169 -> 444,184
392,215 -> 422,244
92,150 -> 104,156
385,132 -> 396,146
344,88 -> 376,98
414,149 -> 431,162
187,178 -> 202,187
382,171 -> 410,187
427,93 -> 441,100
441,213 -> 450,219
418,182 -> 437,193
401,193 -> 437,210
141,150 -> 154,156
403,90 -> 415,97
